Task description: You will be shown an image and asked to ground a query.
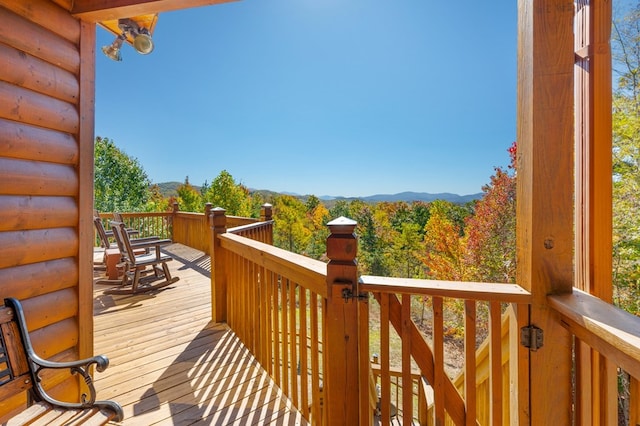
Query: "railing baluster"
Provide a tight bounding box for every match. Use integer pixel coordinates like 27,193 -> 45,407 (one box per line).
489,300 -> 502,426
433,296 -> 445,424
465,299 -> 477,425
401,294 -> 413,423
281,278 -> 289,396
299,287 -> 309,418
380,292 -> 391,426
359,290 -> 371,424
631,376 -> 640,425
289,281 -> 298,407
310,292 -> 321,424
272,274 -> 281,386
264,268 -> 273,375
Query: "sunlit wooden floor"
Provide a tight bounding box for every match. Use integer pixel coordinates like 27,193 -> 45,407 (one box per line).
93,244 -> 308,425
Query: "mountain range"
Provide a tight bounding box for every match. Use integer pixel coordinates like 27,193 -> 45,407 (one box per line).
155,182 -> 482,204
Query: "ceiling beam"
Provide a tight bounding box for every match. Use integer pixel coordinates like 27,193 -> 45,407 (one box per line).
72,0 -> 238,22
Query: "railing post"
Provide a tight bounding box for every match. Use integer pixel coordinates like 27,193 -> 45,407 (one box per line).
170,202 -> 179,240
204,203 -> 212,226
260,203 -> 273,245
325,217 -> 361,425
260,203 -> 272,221
211,207 -> 227,322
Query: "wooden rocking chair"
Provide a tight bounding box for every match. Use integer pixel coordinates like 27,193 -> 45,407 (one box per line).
93,216 -> 161,277
103,221 -> 179,294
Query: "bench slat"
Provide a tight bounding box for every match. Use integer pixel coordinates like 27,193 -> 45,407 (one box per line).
5,402 -> 52,425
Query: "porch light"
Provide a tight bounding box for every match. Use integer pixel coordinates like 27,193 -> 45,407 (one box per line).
101,35 -> 125,61
102,18 -> 154,61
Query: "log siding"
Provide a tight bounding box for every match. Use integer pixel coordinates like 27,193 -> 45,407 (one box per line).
0,0 -> 89,415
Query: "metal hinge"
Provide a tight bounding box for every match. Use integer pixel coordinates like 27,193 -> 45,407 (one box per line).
520,325 -> 544,351
341,288 -> 368,302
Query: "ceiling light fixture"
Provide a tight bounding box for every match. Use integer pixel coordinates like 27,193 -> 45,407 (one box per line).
102,18 -> 154,61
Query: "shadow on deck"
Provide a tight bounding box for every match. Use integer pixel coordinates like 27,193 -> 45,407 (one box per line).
93,244 -> 308,425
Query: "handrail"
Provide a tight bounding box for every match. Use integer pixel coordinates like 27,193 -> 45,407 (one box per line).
219,232 -> 327,298
549,288 -> 640,378
360,275 -> 531,303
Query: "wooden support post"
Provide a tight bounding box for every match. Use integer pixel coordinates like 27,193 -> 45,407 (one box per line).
324,217 -> 361,425
261,203 -> 273,245
211,207 -> 227,323
260,203 -> 273,221
517,0 -> 575,423
204,203 -> 212,226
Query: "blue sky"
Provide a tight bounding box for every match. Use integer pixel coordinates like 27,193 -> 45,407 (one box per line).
95,0 -> 517,198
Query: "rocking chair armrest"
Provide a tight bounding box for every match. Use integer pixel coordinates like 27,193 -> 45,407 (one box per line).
129,238 -> 173,250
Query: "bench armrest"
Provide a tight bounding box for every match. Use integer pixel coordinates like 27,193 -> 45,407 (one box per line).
4,298 -> 124,422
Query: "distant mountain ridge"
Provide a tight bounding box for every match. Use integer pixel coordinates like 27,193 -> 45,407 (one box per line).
321,191 -> 482,204
155,181 -> 481,204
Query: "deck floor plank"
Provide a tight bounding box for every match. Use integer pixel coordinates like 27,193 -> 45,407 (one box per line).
93,244 -> 308,425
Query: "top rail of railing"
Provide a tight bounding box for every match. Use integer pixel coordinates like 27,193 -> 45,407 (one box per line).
360,275 -> 532,304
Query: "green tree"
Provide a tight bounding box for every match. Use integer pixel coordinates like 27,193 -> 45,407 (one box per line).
94,137 -> 150,212
204,170 -> 252,216
305,199 -> 331,259
391,222 -> 425,278
177,176 -> 203,212
612,3 -> 640,314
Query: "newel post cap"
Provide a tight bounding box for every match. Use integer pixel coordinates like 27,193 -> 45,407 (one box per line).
326,217 -> 357,262
327,216 -> 357,232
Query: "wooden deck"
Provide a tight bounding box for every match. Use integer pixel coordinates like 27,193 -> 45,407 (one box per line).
92,244 -> 308,425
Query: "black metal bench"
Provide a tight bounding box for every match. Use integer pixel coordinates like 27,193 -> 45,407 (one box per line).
0,297 -> 123,424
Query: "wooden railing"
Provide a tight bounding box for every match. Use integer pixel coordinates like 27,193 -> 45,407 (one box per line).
360,276 -> 530,425
216,217 -> 327,423
549,289 -> 640,425
98,208 -> 640,424
211,214 -> 537,425
95,203 -> 262,254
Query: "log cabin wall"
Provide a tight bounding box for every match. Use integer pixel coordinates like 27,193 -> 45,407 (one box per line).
0,0 -> 95,415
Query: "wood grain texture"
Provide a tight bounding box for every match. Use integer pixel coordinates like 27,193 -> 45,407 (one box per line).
0,118 -> 78,164
549,289 -> 640,379
0,43 -> 79,104
0,228 -> 78,268
1,0 -> 80,43
0,6 -> 79,73
516,0 -> 575,423
71,0 -> 238,22
360,275 -> 531,303
78,18 -> 96,362
0,258 -> 78,300
0,158 -> 77,196
0,195 -> 77,231
0,81 -> 79,134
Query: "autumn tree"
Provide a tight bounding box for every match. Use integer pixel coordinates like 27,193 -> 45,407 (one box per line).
94,136 -> 150,212
272,195 -> 311,253
422,200 -> 471,281
464,142 -> 517,283
145,184 -> 171,212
